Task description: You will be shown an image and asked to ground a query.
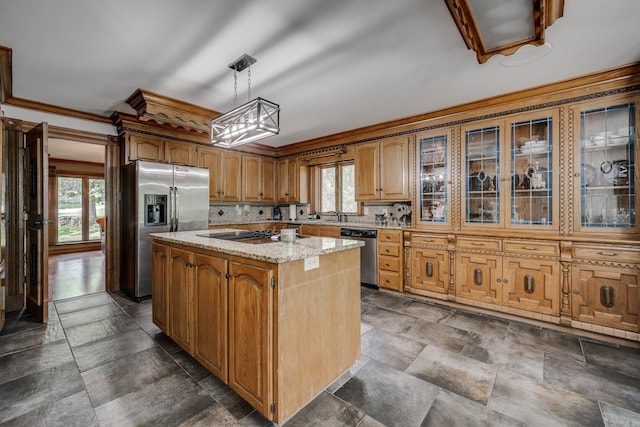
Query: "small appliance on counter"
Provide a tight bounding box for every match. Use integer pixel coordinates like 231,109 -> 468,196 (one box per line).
272,206 -> 282,220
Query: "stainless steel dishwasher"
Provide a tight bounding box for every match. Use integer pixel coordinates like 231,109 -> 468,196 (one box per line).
340,228 -> 378,286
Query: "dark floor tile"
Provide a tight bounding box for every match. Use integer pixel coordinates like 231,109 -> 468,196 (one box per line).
599,402 -> 640,427
0,311 -> 44,336
360,321 -> 374,336
406,344 -> 497,405
401,317 -> 472,353
54,292 -> 113,315
361,291 -> 411,312
81,346 -> 180,407
544,352 -> 640,413
0,340 -> 74,385
356,415 -> 386,427
71,327 -> 156,372
283,391 -> 364,427
581,339 -> 640,380
361,328 -> 425,371
64,310 -> 139,348
442,310 -> 510,340
461,334 -> 544,381
199,374 -> 255,420
177,400 -> 238,426
129,309 -> 162,335
93,371 -> 215,426
236,410 -> 275,426
326,355 -> 370,394
335,359 -> 439,427
0,319 -> 65,357
57,302 -> 124,330
170,349 -> 212,381
0,390 -> 98,427
421,389 -> 526,427
151,331 -> 183,354
392,300 -> 455,323
505,321 -> 585,361
361,306 -> 416,335
489,369 -> 604,427
0,361 -> 84,424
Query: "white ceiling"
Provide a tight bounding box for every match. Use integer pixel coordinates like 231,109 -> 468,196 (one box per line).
1,0 -> 639,149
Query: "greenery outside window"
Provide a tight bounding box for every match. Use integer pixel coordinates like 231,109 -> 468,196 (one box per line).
317,162 -> 357,214
56,176 -> 105,243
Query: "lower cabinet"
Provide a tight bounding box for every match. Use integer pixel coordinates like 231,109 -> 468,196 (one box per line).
571,244 -> 640,333
168,247 -> 194,352
407,234 -> 450,296
378,229 -> 403,291
151,243 -> 169,332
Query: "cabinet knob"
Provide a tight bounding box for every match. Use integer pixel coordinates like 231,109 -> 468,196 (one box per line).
503,279 -> 508,284
574,173 -> 580,177
573,289 -> 580,295
496,278 -> 502,283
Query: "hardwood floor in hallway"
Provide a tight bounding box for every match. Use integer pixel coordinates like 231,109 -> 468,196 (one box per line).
48,251 -> 105,301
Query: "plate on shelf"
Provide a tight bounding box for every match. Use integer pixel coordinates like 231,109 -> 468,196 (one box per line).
519,145 -> 549,154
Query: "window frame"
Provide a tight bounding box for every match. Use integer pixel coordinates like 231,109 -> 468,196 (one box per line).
311,160 -> 361,215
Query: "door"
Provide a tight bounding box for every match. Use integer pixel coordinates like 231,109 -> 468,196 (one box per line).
173,165 -> 209,231
25,123 -> 49,323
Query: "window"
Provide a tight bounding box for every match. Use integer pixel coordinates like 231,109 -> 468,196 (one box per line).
56,176 -> 105,243
318,162 -> 357,214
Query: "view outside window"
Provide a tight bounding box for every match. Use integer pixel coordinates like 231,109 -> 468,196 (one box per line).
341,164 -> 357,213
57,176 -> 105,243
89,178 -> 105,240
321,167 -> 336,212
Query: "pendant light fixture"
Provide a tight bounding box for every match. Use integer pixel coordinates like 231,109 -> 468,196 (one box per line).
210,54 -> 280,147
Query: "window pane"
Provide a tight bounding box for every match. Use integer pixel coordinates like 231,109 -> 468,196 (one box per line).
341,164 -> 357,213
89,178 -> 105,240
321,167 -> 336,212
57,177 -> 83,242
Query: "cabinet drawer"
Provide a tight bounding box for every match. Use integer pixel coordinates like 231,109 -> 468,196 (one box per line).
411,234 -> 447,247
504,240 -> 559,256
379,256 -> 400,272
379,271 -> 402,291
379,242 -> 400,257
378,229 -> 402,243
457,237 -> 502,251
573,245 -> 640,264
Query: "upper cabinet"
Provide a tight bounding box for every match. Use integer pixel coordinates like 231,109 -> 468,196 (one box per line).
198,147 -> 242,202
417,129 -> 452,227
461,110 -> 559,230
277,158 -> 300,203
355,136 -> 409,201
573,97 -> 638,235
126,133 -> 196,166
242,155 -> 276,203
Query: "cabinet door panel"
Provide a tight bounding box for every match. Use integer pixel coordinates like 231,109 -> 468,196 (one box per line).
355,143 -> 379,200
151,243 -> 169,331
169,247 -> 193,351
503,257 -> 559,315
193,252 -> 228,381
261,158 -> 276,203
571,265 -> 639,332
242,156 -> 262,202
228,261 -> 273,415
198,147 -> 221,201
455,253 -> 502,304
380,138 -> 409,200
221,152 -> 242,202
411,248 -> 448,294
165,141 -> 195,166
129,134 -> 164,163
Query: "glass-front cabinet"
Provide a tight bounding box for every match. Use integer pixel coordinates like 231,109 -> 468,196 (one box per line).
576,100 -> 637,234
418,130 -> 450,226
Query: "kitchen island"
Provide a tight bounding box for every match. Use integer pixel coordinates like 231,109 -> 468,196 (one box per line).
149,229 -> 363,424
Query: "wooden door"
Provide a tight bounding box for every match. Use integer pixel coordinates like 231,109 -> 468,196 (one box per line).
221,151 -> 242,202
151,242 -> 169,331
198,146 -> 221,201
169,247 -> 193,351
455,252 -> 502,305
242,155 -> 262,202
193,252 -> 228,381
228,261 -> 273,417
380,137 -> 409,200
24,123 -> 49,323
261,158 -> 276,203
503,257 -> 560,316
355,142 -> 379,200
411,247 -> 449,295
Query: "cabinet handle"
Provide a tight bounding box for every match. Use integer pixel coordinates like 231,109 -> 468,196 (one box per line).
385,248 -> 390,253
600,285 -> 614,307
597,252 -> 617,256
443,271 -> 448,275
574,172 -> 580,177
522,246 -> 537,251
471,242 -> 484,247
573,289 -> 580,295
524,274 -> 535,293
474,268 -> 483,285
503,279 -> 508,284
426,262 -> 433,277
496,278 -> 502,283
385,263 -> 390,267
423,239 -> 434,242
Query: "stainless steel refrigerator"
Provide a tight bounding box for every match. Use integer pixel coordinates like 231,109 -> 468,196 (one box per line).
121,161 -> 209,301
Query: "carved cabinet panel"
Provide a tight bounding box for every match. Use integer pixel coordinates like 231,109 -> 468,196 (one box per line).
503,257 -> 560,316
455,252 -> 502,305
411,247 -> 449,295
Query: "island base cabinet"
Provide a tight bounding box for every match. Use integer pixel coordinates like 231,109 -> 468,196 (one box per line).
571,265 -> 640,333
151,243 -> 169,332
228,262 -> 273,418
168,247 -> 194,352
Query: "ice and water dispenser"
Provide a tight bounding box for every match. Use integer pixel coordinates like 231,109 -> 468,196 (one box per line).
144,194 -> 167,226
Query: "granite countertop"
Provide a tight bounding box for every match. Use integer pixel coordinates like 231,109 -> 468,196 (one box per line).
209,219 -> 407,230
150,229 -> 364,264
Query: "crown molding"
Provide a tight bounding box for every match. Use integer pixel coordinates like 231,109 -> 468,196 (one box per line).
0,45 -> 12,102
3,96 -> 112,123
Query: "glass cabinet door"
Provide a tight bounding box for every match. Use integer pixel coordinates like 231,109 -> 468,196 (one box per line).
580,103 -> 635,230
511,117 -> 553,226
465,126 -> 500,224
419,133 -> 449,224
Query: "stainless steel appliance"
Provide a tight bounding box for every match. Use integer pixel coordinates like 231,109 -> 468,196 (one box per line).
122,161 -> 209,301
272,206 -> 282,220
340,228 -> 378,286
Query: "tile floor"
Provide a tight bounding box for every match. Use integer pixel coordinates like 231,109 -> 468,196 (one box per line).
48,251 -> 105,301
1,257 -> 640,426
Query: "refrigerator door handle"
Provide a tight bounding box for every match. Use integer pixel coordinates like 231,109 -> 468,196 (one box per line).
169,186 -> 175,232
174,187 -> 179,231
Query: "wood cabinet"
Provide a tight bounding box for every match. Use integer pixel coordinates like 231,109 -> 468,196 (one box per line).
455,237 -> 560,316
300,224 -> 340,237
168,246 -> 194,352
571,244 -> 640,333
126,133 -> 196,166
243,155 -> 276,203
378,229 -> 403,291
151,242 -> 169,332
198,147 -> 242,202
409,234 -> 450,296
165,140 -> 196,166
355,136 -> 409,201
198,146 -> 222,202
277,158 -> 300,203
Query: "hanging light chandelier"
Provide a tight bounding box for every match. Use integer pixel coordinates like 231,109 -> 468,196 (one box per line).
210,54 -> 280,147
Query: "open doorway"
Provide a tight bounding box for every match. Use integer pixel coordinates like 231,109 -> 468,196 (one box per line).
48,139 -> 106,301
